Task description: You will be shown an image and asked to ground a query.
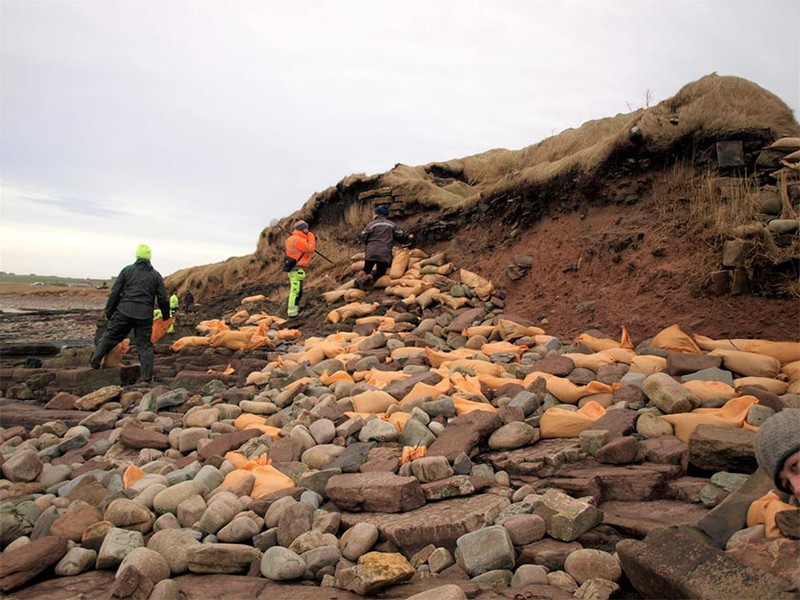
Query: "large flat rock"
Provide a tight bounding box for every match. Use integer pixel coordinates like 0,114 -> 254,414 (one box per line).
481,439 -> 579,475
326,472 -> 425,513
617,528 -> 795,599
556,462 -> 682,502
6,572 -> 573,600
0,400 -> 89,429
427,410 -> 502,461
600,500 -> 710,538
339,493 -> 510,555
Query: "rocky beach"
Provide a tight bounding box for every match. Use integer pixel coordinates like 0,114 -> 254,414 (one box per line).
0,247 -> 798,599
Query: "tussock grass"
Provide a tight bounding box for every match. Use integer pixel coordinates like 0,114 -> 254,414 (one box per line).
649,163 -> 799,297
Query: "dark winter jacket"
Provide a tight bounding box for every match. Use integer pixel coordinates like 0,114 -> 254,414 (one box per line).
360,216 -> 409,263
105,259 -> 170,321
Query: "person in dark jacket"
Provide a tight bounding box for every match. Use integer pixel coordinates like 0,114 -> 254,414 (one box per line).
359,205 -> 412,284
182,289 -> 195,312
90,244 -> 170,381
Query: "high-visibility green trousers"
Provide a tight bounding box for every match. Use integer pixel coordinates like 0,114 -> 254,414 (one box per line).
168,307 -> 177,333
287,268 -> 306,316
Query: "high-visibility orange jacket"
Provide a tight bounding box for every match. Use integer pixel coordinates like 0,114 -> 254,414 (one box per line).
285,229 -> 316,268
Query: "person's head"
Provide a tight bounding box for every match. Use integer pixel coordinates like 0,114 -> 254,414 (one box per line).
135,244 -> 152,261
374,205 -> 389,218
755,408 -> 800,498
293,220 -> 309,232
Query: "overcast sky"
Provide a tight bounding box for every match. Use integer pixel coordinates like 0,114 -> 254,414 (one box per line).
1,0 -> 798,280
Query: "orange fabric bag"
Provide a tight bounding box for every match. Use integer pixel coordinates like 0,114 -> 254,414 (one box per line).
453,395 -> 498,415
222,452 -> 295,499
650,324 -> 701,354
540,401 -> 606,438
103,338 -> 130,367
233,413 -> 282,439
746,491 -> 796,537
659,395 -> 758,442
170,336 -> 211,352
151,318 -> 174,343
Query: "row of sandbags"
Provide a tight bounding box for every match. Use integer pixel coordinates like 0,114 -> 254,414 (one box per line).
231,319 -> 798,446
323,248 -> 495,317
170,307 -> 301,353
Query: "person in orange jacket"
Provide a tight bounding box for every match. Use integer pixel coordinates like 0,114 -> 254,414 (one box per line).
283,220 -> 316,317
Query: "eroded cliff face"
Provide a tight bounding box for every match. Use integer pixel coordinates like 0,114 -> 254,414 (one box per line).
166,73 -> 799,341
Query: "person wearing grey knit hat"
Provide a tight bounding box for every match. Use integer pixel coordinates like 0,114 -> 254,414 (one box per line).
755,408 -> 800,498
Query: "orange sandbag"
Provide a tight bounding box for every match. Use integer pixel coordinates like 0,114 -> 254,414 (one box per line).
782,360 -> 800,381
273,329 -> 302,341
562,352 -> 615,371
197,319 -> 229,335
522,372 -> 616,405
629,355 -> 667,375
170,336 -> 211,352
460,268 -> 494,300
222,453 -> 295,499
320,370 -> 354,385
681,379 -> 736,402
540,401 -> 606,439
245,312 -> 269,325
209,329 -> 256,351
389,251 -> 411,279
497,319 -> 545,340
476,373 -> 519,390
453,395 -> 498,415
151,318 -> 173,343
351,390 -> 398,413
364,370 -> 410,388
598,347 -> 637,364
440,359 -> 505,377
241,294 -> 266,304
123,464 -> 146,489
650,324 -> 701,354
481,341 -> 527,357
692,335 -> 747,352
463,325 -> 498,338
659,395 -> 758,442
747,491 -> 796,538
400,382 -> 449,406
387,411 -> 410,432
425,347 -> 477,368
709,349 -> 781,378
401,446 -> 428,463
103,338 -> 130,368
575,327 -> 633,352
391,347 -> 426,361
450,372 -> 486,398
233,413 -> 281,439
230,309 -> 249,326
207,364 -> 234,376
741,340 -> 800,365
733,377 -> 789,395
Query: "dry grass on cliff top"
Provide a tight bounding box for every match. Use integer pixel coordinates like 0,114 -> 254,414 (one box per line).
165,74 -> 800,301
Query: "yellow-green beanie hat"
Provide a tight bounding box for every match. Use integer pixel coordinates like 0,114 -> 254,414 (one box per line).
136,244 -> 152,260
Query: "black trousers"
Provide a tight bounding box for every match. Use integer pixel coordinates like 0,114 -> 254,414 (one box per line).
90,312 -> 154,380
363,260 -> 389,280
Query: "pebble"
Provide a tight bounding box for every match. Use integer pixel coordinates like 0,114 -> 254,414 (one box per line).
117,547 -> 170,584
95,528 -> 144,569
55,547 -> 97,576
564,548 -> 622,584
261,546 -> 306,580
339,522 -> 380,561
